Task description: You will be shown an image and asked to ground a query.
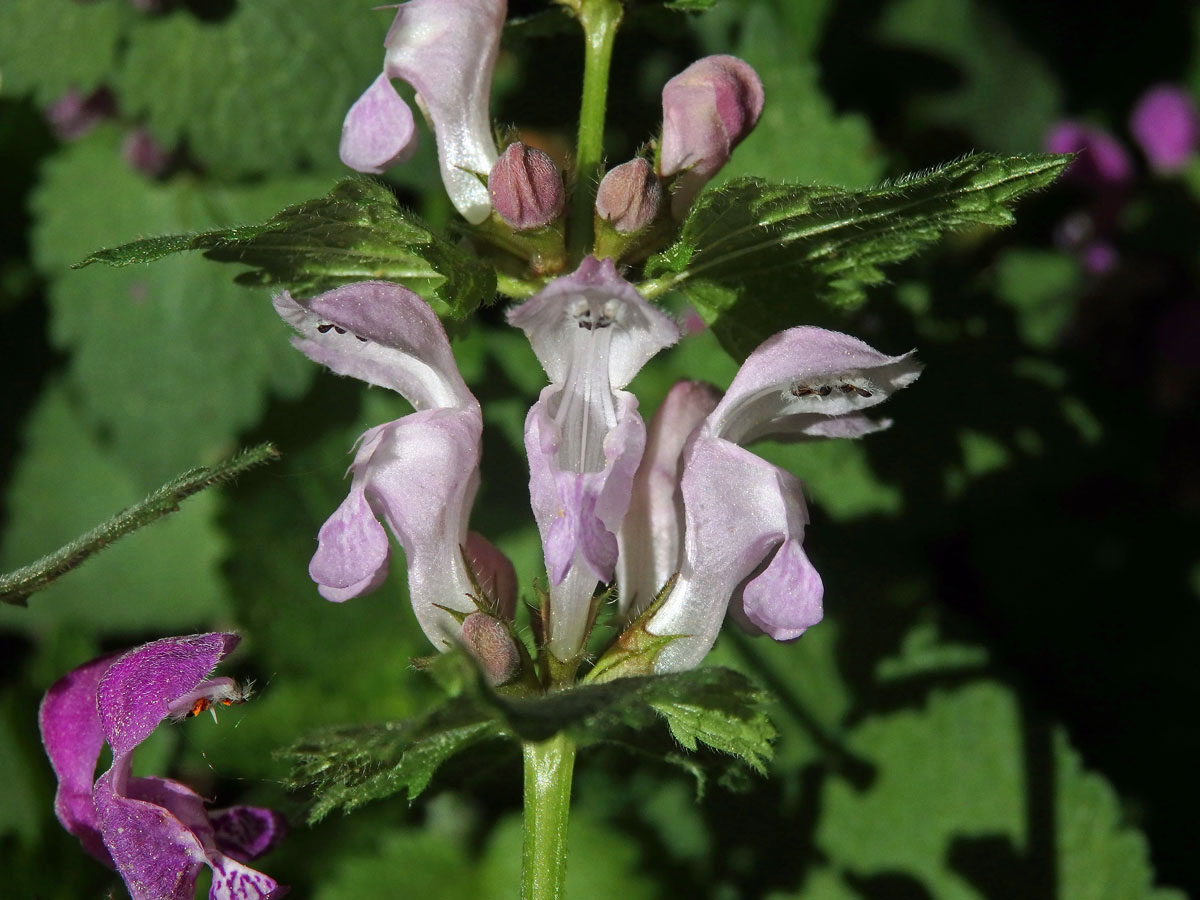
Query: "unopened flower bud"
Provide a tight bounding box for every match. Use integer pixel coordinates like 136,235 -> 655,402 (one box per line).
596,158 -> 662,233
488,142 -> 565,231
466,531 -> 517,621
460,613 -> 522,685
1129,85 -> 1200,174
659,55 -> 764,217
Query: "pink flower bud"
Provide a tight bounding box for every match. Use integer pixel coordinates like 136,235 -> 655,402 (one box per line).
460,613 -> 522,685
1129,85 -> 1200,174
596,158 -> 663,233
122,126 -> 172,178
659,55 -> 764,217
466,531 -> 517,620
488,142 -> 565,230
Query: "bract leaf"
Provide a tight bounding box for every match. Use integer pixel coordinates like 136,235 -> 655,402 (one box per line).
76,178 -> 496,320
642,152 -> 1071,359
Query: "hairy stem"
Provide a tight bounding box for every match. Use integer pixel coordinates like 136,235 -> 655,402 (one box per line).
521,732 -> 578,900
568,0 -> 623,265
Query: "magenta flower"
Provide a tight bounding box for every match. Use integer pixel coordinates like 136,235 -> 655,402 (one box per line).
46,87 -> 115,141
273,282 -> 515,649
39,633 -> 285,900
658,55 -> 764,218
340,0 -> 506,224
619,329 -> 922,671
1129,84 -> 1200,174
508,257 -> 679,659
1044,121 -> 1133,188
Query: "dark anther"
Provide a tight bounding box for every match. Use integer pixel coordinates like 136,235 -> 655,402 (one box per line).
317,323 -> 334,334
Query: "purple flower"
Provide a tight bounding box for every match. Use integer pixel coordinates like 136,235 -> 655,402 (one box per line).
39,633 -> 285,900
508,257 -> 679,659
340,0 -> 506,224
1129,84 -> 1200,174
488,142 -> 566,230
122,126 -> 174,178
658,55 -> 764,218
46,87 -> 115,141
617,329 -> 921,671
280,265 -> 922,675
1044,121 -> 1133,189
274,282 -> 513,650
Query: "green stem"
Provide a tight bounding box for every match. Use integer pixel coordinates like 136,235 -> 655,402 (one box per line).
521,732 -> 578,900
496,272 -> 544,300
567,0 -> 623,265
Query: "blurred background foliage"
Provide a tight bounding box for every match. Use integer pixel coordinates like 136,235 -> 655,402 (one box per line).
1,0 -> 1197,897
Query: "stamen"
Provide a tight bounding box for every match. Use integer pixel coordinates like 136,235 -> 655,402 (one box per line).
786,373 -> 876,401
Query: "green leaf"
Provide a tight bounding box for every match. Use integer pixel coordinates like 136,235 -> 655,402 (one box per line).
0,382 -> 227,637
991,248 -> 1082,348
500,666 -> 776,773
282,663 -> 775,820
0,443 -> 278,606
642,152 -> 1071,359
816,681 -> 1186,900
0,690 -> 48,845
281,696 -> 503,823
314,828 -> 481,900
702,0 -> 882,188
0,0 -> 129,103
877,0 -> 1062,152
76,177 -> 496,320
113,0 -> 389,177
32,131 -> 324,486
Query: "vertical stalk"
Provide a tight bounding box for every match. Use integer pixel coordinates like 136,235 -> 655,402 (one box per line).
521,732 -> 578,900
568,0 -> 623,264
